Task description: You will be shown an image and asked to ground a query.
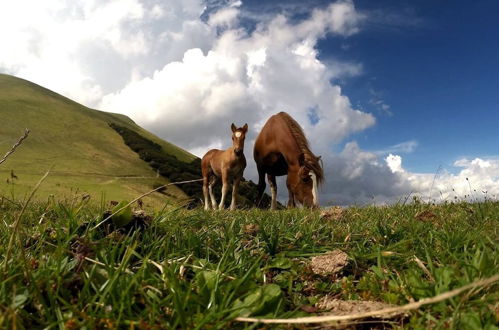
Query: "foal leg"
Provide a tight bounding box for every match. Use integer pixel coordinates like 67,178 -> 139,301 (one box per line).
209,175 -> 217,210
267,174 -> 277,210
230,176 -> 241,210
203,175 -> 210,210
218,170 -> 229,210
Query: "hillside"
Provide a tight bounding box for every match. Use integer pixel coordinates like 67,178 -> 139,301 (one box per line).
0,74 -> 194,207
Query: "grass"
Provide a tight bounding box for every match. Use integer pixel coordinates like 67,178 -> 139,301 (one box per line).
0,196 -> 497,329
0,74 -> 194,206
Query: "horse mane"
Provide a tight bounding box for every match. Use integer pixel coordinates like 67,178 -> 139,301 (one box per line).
277,112 -> 324,185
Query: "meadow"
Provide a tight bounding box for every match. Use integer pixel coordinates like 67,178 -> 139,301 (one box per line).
0,74 -> 193,207
1,193 -> 498,329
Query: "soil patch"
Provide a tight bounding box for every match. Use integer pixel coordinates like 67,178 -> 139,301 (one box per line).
310,250 -> 348,276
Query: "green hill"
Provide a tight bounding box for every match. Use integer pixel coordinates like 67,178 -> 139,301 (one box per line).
0,74 -> 195,207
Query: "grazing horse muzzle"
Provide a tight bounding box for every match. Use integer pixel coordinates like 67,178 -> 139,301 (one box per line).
302,196 -> 318,209
311,171 -> 319,207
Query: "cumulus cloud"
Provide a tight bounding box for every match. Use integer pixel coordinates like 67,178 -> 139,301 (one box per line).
405,157 -> 499,202
317,146 -> 499,206
0,0 -> 214,105
100,0 -> 373,154
386,154 -> 403,173
316,143 -> 410,205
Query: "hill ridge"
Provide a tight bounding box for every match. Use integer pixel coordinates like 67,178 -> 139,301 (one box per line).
0,74 -> 190,206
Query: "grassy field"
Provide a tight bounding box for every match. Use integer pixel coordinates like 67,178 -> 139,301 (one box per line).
0,195 -> 497,329
0,74 -> 194,206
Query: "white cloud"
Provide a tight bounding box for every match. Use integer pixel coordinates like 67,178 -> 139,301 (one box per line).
316,146 -> 499,206
297,0 -> 364,37
386,154 -> 403,173
374,140 -> 418,155
100,0 -> 373,154
410,157 -> 499,201
209,7 -> 239,28
314,142 -> 409,205
0,0 -> 215,105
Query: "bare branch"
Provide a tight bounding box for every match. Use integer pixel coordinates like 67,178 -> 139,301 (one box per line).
0,128 -> 30,165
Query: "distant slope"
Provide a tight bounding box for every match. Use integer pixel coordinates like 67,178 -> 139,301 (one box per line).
0,74 -> 193,206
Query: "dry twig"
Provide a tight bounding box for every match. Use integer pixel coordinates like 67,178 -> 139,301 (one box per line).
413,256 -> 435,282
0,128 -> 30,165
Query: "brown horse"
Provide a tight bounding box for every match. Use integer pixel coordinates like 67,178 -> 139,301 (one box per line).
201,123 -> 248,210
254,112 -> 323,209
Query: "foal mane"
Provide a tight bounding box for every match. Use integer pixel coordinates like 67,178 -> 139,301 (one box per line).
277,112 -> 324,185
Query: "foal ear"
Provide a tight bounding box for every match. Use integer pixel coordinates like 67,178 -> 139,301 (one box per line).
242,123 -> 248,133
231,123 -> 236,132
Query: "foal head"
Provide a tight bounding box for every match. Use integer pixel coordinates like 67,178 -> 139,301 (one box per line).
231,123 -> 248,156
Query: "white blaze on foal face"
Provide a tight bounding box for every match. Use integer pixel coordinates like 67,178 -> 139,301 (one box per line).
232,127 -> 246,155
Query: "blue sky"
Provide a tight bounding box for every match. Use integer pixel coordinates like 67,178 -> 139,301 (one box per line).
2,0 -> 498,204
338,0 -> 499,173
240,0 -> 499,174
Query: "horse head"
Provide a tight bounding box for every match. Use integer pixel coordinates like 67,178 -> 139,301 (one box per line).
231,123 -> 248,156
290,153 -> 321,208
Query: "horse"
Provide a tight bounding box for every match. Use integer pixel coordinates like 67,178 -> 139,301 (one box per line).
253,112 -> 323,209
201,123 -> 248,210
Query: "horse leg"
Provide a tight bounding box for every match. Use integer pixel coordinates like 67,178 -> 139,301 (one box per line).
203,174 -> 210,210
286,180 -> 296,208
267,174 -> 277,210
256,166 -> 266,207
209,175 -> 217,210
218,170 -> 229,210
230,176 -> 241,210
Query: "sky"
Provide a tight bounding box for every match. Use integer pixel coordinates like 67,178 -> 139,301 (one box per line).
1,0 -> 498,205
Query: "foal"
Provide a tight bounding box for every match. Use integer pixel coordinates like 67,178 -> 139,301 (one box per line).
201,123 -> 248,210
